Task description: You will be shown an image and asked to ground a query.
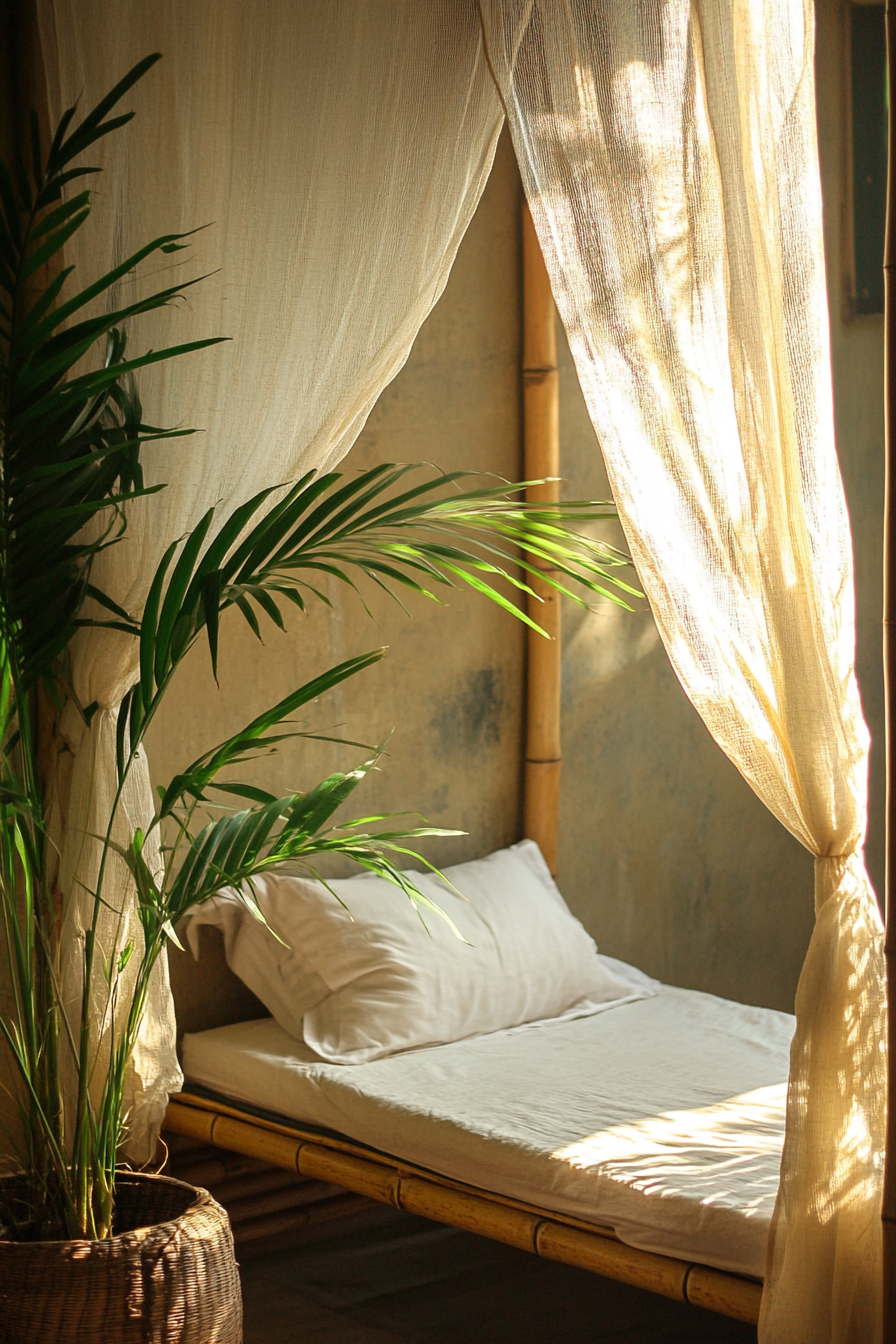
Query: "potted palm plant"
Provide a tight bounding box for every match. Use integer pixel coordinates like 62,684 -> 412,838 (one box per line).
0,56 -> 636,1342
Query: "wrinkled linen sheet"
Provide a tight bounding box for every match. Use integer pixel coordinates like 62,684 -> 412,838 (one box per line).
182,959 -> 792,1278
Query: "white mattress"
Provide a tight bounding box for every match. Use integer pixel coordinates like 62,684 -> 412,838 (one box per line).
182,967 -> 793,1279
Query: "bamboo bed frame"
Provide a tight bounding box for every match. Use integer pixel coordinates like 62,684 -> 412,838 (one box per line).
164,1088 -> 762,1326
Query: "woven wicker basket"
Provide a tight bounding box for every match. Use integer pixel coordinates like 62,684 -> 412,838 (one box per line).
0,1171 -> 242,1343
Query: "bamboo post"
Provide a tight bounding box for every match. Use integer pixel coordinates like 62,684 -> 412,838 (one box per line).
522,204 -> 561,875
884,2 -> 896,1331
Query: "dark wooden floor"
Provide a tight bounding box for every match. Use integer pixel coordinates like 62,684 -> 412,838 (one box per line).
238,1206 -> 759,1344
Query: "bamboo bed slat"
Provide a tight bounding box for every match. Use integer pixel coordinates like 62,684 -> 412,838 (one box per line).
684,1266 -> 763,1327
534,1222 -> 687,1303
399,1177 -> 541,1253
298,1143 -> 401,1206
163,1093 -> 762,1324
167,1101 -> 218,1146
232,1194 -> 375,1246
213,1114 -> 304,1171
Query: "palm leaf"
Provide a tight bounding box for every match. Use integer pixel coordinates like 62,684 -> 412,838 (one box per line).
155,650 -> 386,814
150,751 -> 465,940
122,465 -> 639,766
1,56 -> 227,695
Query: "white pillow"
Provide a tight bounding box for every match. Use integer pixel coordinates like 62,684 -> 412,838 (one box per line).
183,840 -> 635,1063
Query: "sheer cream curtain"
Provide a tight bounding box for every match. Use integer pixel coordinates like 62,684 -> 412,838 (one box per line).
479,1 -> 884,1340
36,0 -> 503,1158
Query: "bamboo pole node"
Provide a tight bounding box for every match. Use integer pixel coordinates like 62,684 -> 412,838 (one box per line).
522,202 -> 561,875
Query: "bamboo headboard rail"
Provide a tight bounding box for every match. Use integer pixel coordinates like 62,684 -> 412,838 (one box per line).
522,204 -> 561,876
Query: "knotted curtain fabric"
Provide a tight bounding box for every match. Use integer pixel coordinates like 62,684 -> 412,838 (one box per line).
36,0 -> 503,1159
478,1 -> 885,1340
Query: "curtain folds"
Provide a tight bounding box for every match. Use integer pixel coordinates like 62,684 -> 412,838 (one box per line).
478,1 -> 884,1340
36,0 -> 503,1159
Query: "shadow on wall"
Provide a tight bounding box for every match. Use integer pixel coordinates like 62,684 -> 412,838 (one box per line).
430,667 -> 505,755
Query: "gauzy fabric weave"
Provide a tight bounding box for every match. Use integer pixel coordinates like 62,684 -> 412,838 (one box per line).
478,2 -> 885,1341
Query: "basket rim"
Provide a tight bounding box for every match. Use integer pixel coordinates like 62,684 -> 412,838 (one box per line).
0,1170 -> 214,1249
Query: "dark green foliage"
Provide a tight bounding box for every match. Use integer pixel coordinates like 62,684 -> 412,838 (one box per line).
0,52 -> 225,696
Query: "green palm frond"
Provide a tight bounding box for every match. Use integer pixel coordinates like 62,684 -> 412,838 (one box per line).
0,53 -> 227,692
128,750 -> 464,948
118,463 -> 640,769
109,462 -> 640,962
153,649 -> 387,818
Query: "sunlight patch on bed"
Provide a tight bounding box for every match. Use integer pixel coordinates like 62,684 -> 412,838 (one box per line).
552,1083 -> 786,1212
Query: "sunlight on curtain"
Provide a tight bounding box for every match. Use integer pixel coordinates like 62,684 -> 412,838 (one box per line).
36,0 -> 502,1159
479,1 -> 885,1339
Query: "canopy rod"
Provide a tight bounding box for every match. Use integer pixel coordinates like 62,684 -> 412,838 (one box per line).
883,0 -> 896,1331
521,203 -> 561,875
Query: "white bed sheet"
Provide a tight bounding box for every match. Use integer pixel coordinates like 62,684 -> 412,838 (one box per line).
182,965 -> 793,1279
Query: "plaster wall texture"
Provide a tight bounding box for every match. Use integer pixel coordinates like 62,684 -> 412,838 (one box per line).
160,1 -> 879,1032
